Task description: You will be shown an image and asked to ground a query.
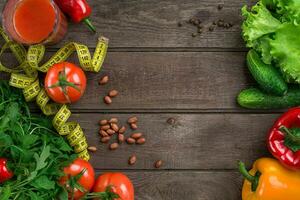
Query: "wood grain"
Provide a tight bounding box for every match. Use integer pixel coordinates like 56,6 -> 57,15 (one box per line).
0,51 -> 253,110
0,0 -> 252,48
0,1 -> 266,199
78,51 -> 251,111
71,113 -> 276,170
94,171 -> 242,200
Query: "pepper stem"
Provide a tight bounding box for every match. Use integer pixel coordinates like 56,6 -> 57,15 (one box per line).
83,18 -> 96,33
280,126 -> 300,145
238,161 -> 260,192
238,161 -> 255,182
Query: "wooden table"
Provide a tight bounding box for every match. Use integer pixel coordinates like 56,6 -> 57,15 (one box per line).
0,0 -> 276,199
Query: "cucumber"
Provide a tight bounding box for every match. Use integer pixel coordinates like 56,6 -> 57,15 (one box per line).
246,49 -> 287,96
237,87 -> 300,109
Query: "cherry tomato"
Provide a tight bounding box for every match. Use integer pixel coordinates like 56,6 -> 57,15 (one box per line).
93,173 -> 134,200
45,62 -> 87,104
59,158 -> 95,200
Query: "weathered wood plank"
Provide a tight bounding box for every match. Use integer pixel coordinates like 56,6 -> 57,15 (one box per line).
0,51 -> 257,110
69,51 -> 250,110
94,171 -> 242,200
71,113 -> 276,170
0,0 -> 251,48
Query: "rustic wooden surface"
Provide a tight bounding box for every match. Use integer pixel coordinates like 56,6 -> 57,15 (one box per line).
0,0 -> 279,199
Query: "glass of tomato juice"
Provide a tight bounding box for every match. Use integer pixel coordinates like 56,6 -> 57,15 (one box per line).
2,0 -> 68,45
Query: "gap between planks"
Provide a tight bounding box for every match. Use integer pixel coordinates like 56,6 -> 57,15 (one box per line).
28,107 -> 287,114
93,169 -> 239,173
42,47 -> 248,53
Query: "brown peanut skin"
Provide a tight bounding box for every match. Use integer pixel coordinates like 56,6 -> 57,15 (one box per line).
99,130 -> 108,137
101,125 -> 110,131
136,137 -> 146,144
109,118 -> 118,123
155,160 -> 163,168
108,90 -> 119,97
104,96 -> 112,104
101,136 -> 111,143
131,133 -> 143,139
118,134 -> 125,143
109,143 -> 119,150
99,119 -> 108,125
118,126 -> 126,134
126,137 -> 136,144
111,123 -> 119,132
130,123 -> 138,130
128,155 -> 137,165
128,117 -> 138,124
99,75 -> 109,85
88,146 -> 97,152
106,129 -> 116,135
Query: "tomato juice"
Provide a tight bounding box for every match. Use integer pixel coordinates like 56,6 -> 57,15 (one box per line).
2,0 -> 67,45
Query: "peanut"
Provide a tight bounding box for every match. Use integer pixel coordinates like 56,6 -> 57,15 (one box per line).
154,160 -> 163,168
131,133 -> 143,139
109,118 -> 118,123
128,155 -> 137,165
101,125 -> 110,131
99,130 -> 108,137
126,137 -> 136,144
99,75 -> 109,85
118,126 -> 126,134
109,143 -> 119,150
108,90 -> 118,98
118,134 -> 125,143
111,123 -> 119,132
106,129 -> 116,135
127,116 -> 138,124
99,119 -> 108,125
101,136 -> 111,143
130,123 -> 138,130
104,96 -> 112,104
87,146 -> 97,152
136,137 -> 146,145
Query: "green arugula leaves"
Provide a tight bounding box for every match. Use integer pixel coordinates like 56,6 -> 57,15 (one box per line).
0,81 -> 76,199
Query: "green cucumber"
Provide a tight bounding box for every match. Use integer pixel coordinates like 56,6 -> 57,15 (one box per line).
246,49 -> 287,96
237,87 -> 300,109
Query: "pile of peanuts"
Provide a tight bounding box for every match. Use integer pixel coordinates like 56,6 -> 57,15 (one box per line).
99,116 -> 146,149
89,75 -> 163,168
98,116 -> 162,168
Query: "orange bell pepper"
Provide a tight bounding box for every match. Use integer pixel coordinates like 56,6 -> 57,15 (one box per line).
239,157 -> 300,200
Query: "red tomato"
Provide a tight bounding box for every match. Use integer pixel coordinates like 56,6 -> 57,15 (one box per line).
59,158 -> 95,200
45,62 -> 87,104
93,173 -> 134,200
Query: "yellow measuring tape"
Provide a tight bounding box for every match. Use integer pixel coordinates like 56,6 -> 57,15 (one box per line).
0,28 -> 109,161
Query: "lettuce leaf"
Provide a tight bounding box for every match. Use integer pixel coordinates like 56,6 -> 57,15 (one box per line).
270,23 -> 300,83
242,2 -> 281,47
241,0 -> 300,83
262,0 -> 300,24
252,35 -> 273,64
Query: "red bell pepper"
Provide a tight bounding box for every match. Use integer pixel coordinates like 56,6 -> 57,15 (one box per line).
54,0 -> 96,32
267,107 -> 300,170
0,158 -> 13,183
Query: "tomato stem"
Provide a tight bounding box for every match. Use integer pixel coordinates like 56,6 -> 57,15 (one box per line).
82,186 -> 119,199
48,67 -> 81,103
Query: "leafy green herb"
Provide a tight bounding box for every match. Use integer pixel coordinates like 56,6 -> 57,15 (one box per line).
242,0 -> 300,83
0,81 -> 76,199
